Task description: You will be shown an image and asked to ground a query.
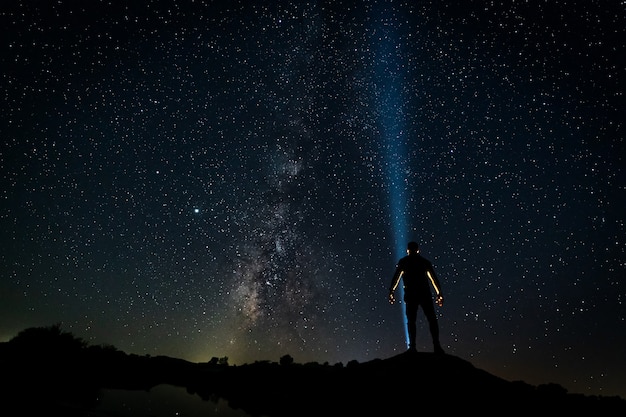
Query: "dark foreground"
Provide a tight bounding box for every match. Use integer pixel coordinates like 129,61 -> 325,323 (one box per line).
1,325 -> 625,416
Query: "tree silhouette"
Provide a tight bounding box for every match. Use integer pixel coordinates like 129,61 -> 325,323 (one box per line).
280,354 -> 294,366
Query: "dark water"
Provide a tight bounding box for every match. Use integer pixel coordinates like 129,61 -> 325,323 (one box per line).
92,384 -> 256,417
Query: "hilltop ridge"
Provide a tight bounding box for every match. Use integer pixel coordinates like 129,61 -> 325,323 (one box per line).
1,325 -> 624,416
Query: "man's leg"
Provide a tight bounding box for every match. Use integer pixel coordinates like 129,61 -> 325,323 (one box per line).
405,303 -> 418,351
423,300 -> 444,354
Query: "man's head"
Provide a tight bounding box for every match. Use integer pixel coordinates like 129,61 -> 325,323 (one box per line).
407,241 -> 420,254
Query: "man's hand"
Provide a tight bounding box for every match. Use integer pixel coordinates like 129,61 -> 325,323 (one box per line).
436,294 -> 444,307
388,292 -> 396,304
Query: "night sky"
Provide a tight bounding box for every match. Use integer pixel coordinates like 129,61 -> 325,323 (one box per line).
1,0 -> 624,399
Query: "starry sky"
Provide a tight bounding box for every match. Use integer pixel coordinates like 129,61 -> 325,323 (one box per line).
1,0 -> 624,399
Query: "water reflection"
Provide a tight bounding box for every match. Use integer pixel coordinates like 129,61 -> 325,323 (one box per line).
93,384 -> 255,417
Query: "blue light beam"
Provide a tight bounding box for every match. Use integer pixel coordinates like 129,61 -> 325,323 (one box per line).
370,6 -> 411,348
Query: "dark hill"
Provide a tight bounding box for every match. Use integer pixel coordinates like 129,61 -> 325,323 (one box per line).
184,351 -> 626,416
1,325 -> 625,416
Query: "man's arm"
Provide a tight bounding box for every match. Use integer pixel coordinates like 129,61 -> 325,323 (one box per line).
388,268 -> 402,304
426,269 -> 444,307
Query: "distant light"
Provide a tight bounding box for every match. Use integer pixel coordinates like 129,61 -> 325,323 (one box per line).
194,208 -> 200,214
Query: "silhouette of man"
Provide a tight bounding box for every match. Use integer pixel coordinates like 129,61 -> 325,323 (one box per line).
388,241 -> 444,354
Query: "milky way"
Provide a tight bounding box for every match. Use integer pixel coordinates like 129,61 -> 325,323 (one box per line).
1,1 -> 624,398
